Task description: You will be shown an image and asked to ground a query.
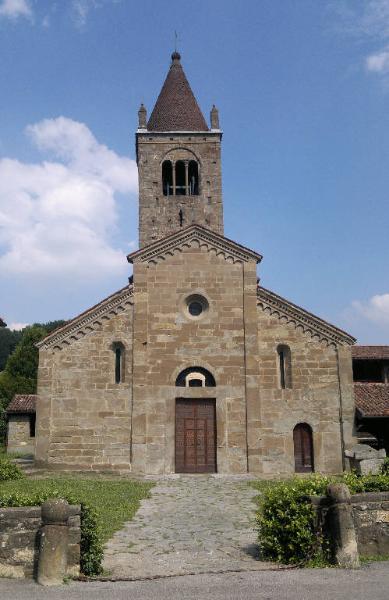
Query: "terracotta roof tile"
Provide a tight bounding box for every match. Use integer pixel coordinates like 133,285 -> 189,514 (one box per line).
352,346 -> 389,360
147,52 -> 208,132
354,383 -> 389,417
6,394 -> 37,414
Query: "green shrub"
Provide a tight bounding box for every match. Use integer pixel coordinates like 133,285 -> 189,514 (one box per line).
0,454 -> 24,481
254,472 -> 389,566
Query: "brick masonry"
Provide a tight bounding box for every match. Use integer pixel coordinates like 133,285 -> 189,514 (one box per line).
0,505 -> 80,578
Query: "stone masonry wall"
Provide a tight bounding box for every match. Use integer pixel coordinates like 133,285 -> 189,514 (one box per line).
251,309 -> 355,476
131,243 -> 253,474
137,132 -> 223,247
35,309 -> 133,470
34,240 -> 355,474
0,505 -> 80,578
312,492 -> 389,557
7,415 -> 35,455
352,492 -> 389,556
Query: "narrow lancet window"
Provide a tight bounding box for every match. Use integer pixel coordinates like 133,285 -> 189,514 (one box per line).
112,342 -> 125,384
277,344 -> 292,389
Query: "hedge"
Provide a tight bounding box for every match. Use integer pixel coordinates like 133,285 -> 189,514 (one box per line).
254,471 -> 389,566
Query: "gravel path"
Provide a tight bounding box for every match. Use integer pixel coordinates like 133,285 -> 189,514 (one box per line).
103,475 -> 276,579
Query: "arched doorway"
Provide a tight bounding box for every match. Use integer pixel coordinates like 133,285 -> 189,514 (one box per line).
293,423 -> 314,473
175,367 -> 216,474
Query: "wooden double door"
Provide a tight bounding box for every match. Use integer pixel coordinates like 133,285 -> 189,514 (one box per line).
175,399 -> 216,473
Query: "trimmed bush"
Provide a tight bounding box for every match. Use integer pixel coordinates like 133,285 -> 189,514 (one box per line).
254,472 -> 389,566
0,454 -> 24,481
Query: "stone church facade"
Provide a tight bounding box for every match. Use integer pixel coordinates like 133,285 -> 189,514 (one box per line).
35,52 -> 357,476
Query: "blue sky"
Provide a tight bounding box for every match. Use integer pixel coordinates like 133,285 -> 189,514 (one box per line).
0,0 -> 389,343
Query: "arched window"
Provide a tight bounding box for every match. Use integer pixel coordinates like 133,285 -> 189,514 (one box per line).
293,423 -> 314,473
175,161 -> 186,195
112,342 -> 125,384
176,367 -> 216,387
277,344 -> 292,389
188,160 -> 199,195
161,158 -> 200,196
162,160 -> 173,196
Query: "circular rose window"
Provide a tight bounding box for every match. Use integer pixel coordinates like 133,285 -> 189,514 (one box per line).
185,294 -> 209,319
188,301 -> 203,316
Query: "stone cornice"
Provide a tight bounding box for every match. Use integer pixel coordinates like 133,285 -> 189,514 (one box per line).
37,285 -> 133,351
257,286 -> 356,347
127,225 -> 262,265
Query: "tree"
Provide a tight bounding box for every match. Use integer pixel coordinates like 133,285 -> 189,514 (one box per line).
0,320 -> 65,444
0,328 -> 23,371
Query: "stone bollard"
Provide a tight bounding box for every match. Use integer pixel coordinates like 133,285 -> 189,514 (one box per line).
326,483 -> 360,569
36,499 -> 70,586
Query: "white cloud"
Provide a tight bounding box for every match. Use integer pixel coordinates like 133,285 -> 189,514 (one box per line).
0,0 -> 31,20
366,48 -> 389,72
336,1 -> 389,80
71,0 -> 120,28
72,0 -> 98,27
8,322 -> 28,331
351,293 -> 389,325
0,117 -> 138,280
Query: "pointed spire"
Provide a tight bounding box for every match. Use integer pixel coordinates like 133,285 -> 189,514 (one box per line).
138,103 -> 147,129
210,105 -> 220,129
147,53 -> 209,132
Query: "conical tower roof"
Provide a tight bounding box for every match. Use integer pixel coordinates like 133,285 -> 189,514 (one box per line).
147,52 -> 209,132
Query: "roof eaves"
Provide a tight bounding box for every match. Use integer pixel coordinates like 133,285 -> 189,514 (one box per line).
257,286 -> 356,346
127,225 -> 262,265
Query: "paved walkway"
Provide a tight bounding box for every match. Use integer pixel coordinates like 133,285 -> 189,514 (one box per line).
103,475 -> 276,579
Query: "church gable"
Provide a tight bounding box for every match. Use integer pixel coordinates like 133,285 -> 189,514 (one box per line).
37,284 -> 134,352
127,224 -> 262,266
257,286 -> 355,347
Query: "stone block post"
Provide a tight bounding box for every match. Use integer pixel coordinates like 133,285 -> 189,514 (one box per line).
37,499 -> 70,586
326,483 -> 360,569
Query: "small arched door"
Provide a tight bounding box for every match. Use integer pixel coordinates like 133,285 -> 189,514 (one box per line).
293,423 -> 314,473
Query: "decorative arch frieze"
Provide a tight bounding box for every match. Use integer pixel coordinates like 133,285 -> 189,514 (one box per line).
257,286 -> 355,347
37,285 -> 134,352
128,224 -> 262,266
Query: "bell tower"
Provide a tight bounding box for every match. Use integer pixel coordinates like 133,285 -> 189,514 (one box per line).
136,52 -> 223,247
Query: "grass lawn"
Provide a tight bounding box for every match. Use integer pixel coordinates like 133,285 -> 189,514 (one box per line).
0,474 -> 153,544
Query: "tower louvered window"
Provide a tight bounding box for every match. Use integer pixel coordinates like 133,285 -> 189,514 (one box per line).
162,159 -> 199,196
